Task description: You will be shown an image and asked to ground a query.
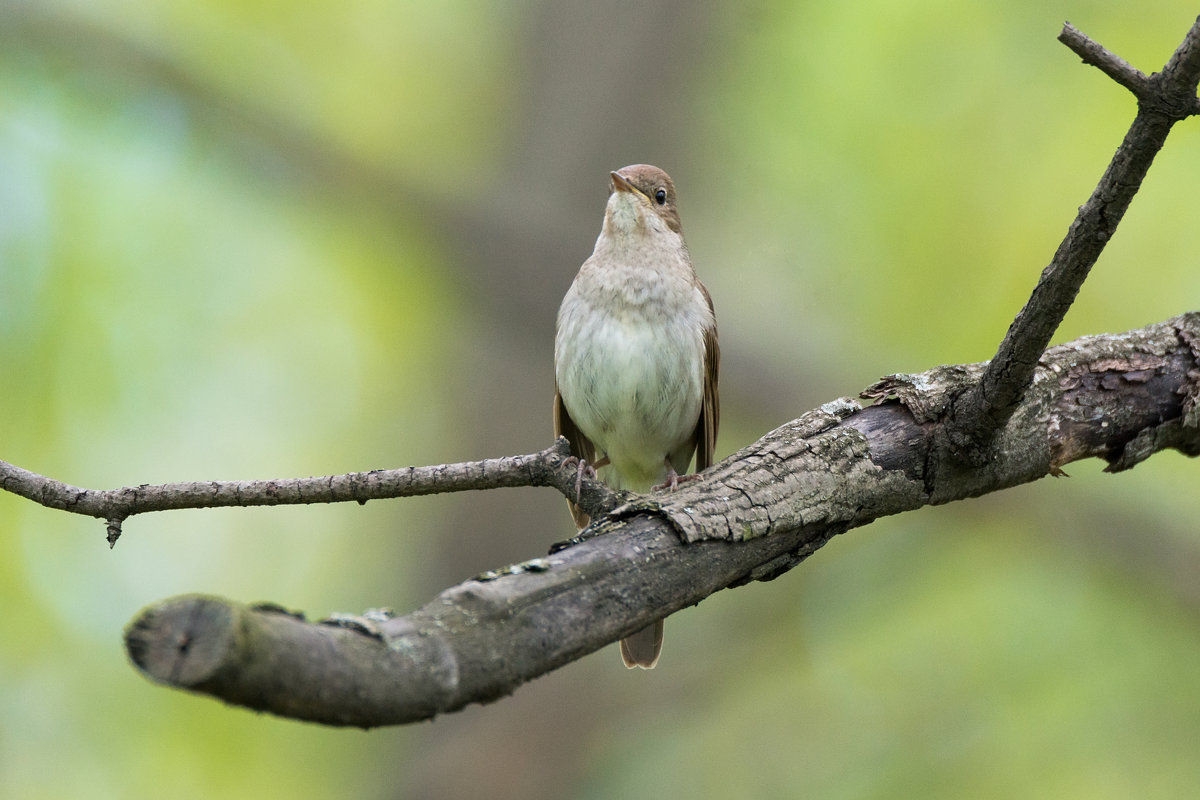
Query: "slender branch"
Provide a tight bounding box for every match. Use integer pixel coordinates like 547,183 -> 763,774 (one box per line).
0,439 -> 622,547
1058,22 -> 1153,98
125,314 -> 1200,726
950,18 -> 1200,459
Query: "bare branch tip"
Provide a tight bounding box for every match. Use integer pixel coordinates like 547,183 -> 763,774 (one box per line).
1058,21 -> 1087,50
1056,20 -> 1153,100
106,517 -> 124,548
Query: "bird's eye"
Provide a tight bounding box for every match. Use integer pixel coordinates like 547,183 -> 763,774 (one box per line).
654,188 -> 667,205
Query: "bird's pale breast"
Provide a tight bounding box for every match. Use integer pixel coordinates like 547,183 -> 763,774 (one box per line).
555,259 -> 710,491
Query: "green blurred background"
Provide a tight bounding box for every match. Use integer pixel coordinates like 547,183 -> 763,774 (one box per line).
2,1 -> 1199,797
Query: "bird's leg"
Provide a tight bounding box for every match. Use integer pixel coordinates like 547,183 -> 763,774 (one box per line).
563,455 -> 609,501
652,461 -> 703,492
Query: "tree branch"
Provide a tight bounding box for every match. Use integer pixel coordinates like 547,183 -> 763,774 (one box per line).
124,313 -> 1200,726
950,18 -> 1200,459
1058,22 -> 1153,98
0,439 -> 623,548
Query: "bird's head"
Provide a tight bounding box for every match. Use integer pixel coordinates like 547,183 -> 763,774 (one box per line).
604,164 -> 683,238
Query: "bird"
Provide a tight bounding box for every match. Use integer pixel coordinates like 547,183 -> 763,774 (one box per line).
553,164 -> 719,669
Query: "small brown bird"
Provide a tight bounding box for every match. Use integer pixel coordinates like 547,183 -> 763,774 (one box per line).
554,164 -> 719,669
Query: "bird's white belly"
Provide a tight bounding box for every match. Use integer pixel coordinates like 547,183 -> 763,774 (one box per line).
557,306 -> 704,491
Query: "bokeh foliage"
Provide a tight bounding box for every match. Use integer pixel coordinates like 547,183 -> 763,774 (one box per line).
1,1 -> 1198,798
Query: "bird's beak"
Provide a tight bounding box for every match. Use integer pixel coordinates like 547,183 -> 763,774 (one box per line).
610,171 -> 638,196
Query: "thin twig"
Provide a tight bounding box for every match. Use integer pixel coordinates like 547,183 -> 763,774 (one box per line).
1058,22 -> 1153,98
0,438 -> 621,547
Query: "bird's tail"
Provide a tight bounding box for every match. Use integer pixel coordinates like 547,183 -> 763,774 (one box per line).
619,619 -> 664,669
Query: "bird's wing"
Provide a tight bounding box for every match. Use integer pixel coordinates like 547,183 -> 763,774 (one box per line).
554,385 -> 595,529
694,283 -> 720,472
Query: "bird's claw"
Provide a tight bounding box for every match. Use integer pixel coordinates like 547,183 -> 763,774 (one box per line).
652,468 -> 703,493
562,456 -> 598,502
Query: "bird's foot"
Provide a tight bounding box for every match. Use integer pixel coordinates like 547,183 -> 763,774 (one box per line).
652,466 -> 703,493
562,456 -> 605,501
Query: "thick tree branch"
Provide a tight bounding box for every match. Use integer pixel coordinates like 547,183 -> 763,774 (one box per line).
124,314 -> 1200,726
0,440 -> 622,548
950,18 -> 1200,458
